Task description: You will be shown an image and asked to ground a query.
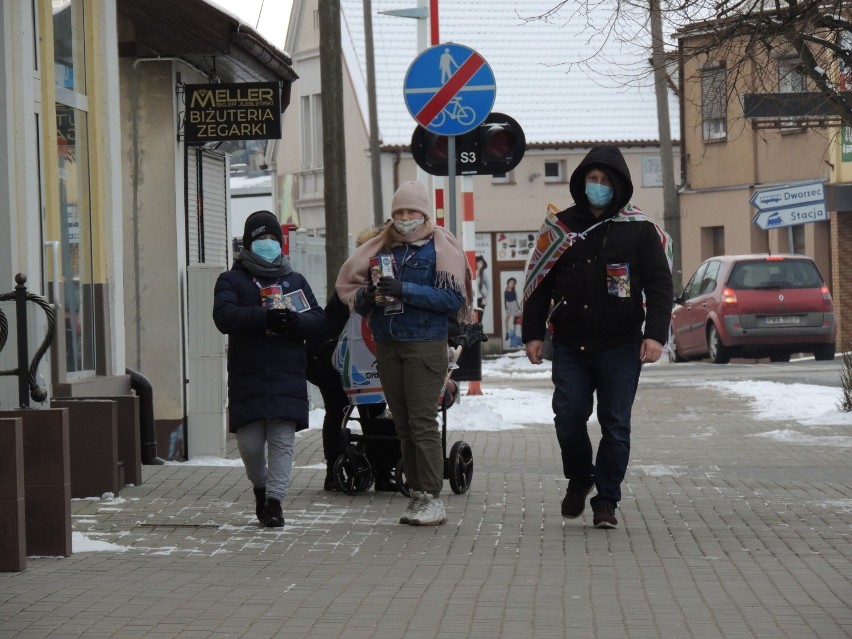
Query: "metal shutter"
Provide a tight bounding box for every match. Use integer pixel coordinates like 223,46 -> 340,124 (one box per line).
186,148 -> 228,265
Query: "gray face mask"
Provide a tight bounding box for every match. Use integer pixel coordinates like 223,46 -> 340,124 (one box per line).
393,218 -> 424,236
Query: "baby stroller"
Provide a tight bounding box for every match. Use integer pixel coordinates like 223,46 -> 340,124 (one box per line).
330,313 -> 474,497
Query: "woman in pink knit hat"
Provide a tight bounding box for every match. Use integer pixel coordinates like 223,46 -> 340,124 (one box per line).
336,181 -> 472,526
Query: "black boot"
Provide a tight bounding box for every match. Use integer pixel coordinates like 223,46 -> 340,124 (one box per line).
263,498 -> 284,528
324,463 -> 338,491
253,487 -> 266,523
374,466 -> 397,492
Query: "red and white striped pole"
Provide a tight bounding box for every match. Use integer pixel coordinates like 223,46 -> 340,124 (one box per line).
429,1 -> 442,227
434,177 -> 445,227
461,175 -> 483,395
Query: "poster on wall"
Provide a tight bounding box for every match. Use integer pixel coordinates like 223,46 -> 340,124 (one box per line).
496,231 -> 536,262
499,270 -> 525,350
474,233 -> 494,334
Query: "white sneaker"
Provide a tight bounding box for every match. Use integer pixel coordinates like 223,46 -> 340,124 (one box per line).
410,493 -> 447,526
399,491 -> 423,524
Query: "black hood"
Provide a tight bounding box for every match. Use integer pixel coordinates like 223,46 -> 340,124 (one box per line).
569,145 -> 633,218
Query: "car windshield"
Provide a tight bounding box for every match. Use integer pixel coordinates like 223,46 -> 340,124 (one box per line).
727,259 -> 822,290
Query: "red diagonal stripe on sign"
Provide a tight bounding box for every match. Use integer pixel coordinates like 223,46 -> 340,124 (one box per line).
415,52 -> 486,127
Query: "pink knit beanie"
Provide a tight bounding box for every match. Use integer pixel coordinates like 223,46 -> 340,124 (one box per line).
391,180 -> 431,217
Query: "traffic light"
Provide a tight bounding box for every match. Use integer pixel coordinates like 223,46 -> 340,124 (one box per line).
410,128 -> 450,175
479,113 -> 525,175
410,112 -> 526,176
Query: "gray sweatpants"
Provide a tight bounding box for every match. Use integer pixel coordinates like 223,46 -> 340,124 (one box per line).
236,418 -> 297,503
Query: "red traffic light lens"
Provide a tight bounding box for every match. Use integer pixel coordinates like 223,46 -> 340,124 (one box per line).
482,129 -> 514,160
430,135 -> 448,161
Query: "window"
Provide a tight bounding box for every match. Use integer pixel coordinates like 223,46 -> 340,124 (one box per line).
300,93 -> 323,169
544,160 -> 564,183
492,170 -> 513,184
52,0 -> 95,374
698,260 -> 722,296
778,58 -> 806,93
701,67 -> 727,140
778,57 -> 806,129
682,262 -> 709,300
791,224 -> 805,254
641,156 -> 663,187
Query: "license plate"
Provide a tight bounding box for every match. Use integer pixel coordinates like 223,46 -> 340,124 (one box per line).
764,315 -> 800,325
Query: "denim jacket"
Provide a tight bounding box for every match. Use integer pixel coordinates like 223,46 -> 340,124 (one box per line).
354,239 -> 463,342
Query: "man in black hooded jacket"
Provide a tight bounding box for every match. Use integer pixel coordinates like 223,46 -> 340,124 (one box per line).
522,145 -> 673,529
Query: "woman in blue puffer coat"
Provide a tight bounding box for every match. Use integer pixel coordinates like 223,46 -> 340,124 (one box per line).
213,210 -> 324,528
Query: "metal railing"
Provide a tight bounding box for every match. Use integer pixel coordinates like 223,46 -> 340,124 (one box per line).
0,273 -> 56,408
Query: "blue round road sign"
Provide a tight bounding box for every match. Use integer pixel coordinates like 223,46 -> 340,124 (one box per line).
403,43 -> 496,136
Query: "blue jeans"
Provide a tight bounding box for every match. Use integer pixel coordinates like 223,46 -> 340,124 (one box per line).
551,342 -> 642,507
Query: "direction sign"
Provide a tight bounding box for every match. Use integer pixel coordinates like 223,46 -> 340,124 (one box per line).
749,180 -> 828,230
403,43 -> 496,136
751,206 -> 828,230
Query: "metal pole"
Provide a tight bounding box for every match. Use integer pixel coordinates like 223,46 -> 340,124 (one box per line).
15,273 -> 29,408
447,136 -> 457,236
650,0 -> 682,290
363,0 -> 384,226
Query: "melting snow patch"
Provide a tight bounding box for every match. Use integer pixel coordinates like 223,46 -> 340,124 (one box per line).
708,381 -> 852,426
166,457 -> 244,467
632,464 -> 688,477
72,531 -> 130,553
751,429 -> 852,447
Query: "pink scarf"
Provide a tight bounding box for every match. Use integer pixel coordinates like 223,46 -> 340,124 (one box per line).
336,221 -> 473,322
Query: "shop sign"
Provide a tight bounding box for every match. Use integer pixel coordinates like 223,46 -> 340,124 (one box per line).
185,82 -> 281,143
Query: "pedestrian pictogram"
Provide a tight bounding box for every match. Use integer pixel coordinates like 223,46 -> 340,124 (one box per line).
404,43 -> 496,136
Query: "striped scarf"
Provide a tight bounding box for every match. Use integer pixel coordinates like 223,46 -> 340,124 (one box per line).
523,202 -> 673,304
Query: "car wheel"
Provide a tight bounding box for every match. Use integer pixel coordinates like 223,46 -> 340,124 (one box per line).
769,352 -> 791,363
667,326 -> 686,363
814,343 -> 836,361
707,324 -> 730,364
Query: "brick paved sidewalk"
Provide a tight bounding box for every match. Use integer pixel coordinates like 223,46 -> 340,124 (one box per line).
1,379 -> 850,638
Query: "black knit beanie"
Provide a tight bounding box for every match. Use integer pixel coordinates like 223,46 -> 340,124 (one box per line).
242,210 -> 283,249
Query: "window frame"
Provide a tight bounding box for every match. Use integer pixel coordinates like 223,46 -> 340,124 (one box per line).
701,66 -> 727,141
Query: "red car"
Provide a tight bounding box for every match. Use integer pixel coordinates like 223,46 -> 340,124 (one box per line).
669,254 -> 836,363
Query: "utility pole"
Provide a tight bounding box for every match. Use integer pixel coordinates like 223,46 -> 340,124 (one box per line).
319,0 -> 349,296
650,0 -> 682,291
364,0 -> 384,227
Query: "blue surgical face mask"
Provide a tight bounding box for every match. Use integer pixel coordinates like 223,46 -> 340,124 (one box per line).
251,238 -> 281,263
585,183 -> 614,209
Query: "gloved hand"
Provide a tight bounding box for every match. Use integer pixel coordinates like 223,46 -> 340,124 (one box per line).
362,284 -> 378,303
267,308 -> 300,336
377,276 -> 403,299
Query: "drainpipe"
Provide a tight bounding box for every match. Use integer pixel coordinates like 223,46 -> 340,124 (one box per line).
126,367 -> 164,465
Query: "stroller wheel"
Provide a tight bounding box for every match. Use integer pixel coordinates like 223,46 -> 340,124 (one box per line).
333,450 -> 373,495
448,441 -> 474,494
394,457 -> 410,497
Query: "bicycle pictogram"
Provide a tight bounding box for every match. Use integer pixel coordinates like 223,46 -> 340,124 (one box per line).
431,97 -> 476,128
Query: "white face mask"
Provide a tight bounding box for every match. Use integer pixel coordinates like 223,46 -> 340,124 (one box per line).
393,218 -> 424,236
